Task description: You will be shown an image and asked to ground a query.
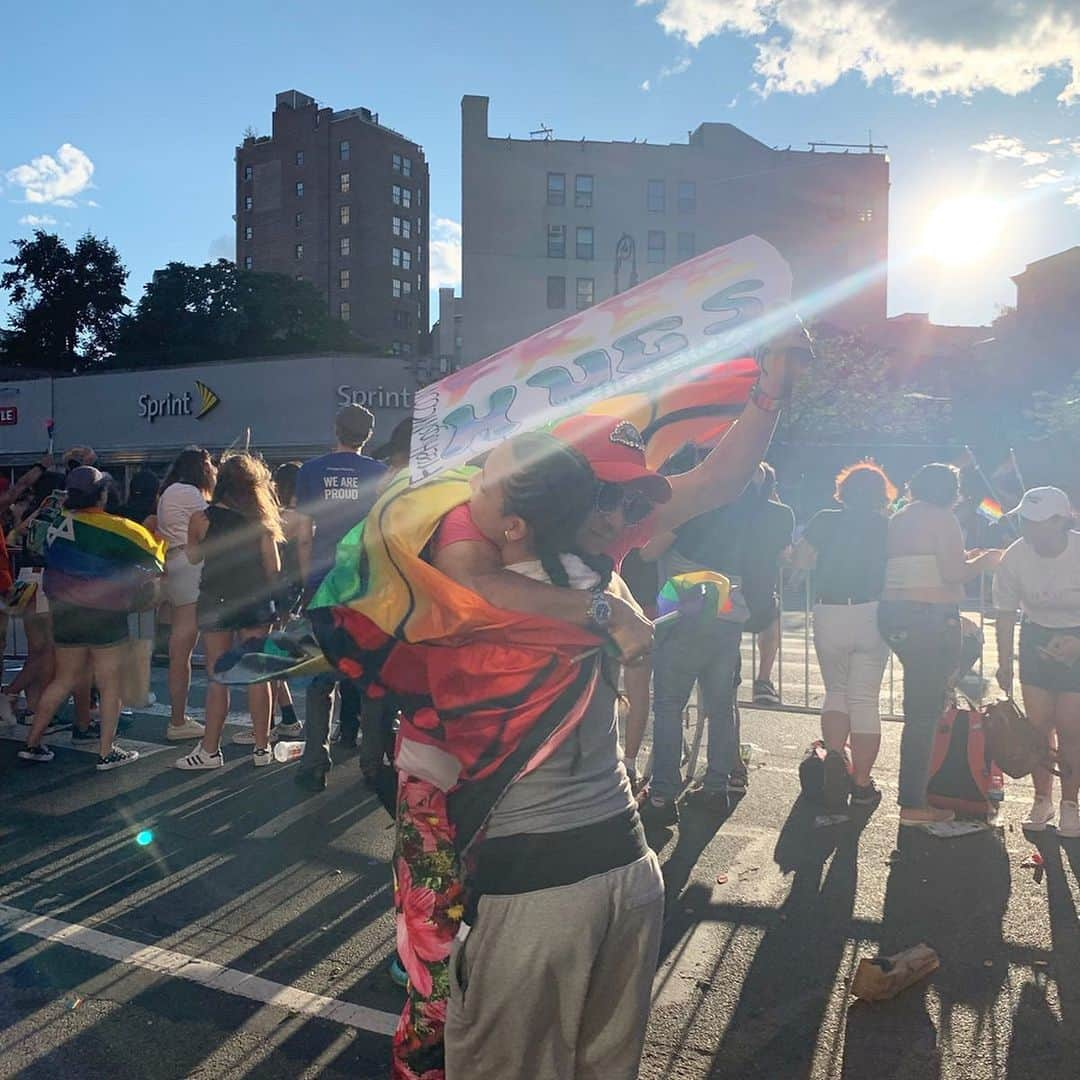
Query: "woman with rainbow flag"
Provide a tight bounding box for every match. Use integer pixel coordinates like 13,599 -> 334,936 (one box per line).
19,466 -> 165,770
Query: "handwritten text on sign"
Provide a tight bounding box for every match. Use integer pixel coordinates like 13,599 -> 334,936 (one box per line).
409,235 -> 791,483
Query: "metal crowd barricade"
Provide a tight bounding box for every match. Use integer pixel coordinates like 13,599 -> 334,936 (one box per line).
742,570 -> 1000,721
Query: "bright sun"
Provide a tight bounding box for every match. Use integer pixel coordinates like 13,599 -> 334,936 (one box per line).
922,197 -> 1005,266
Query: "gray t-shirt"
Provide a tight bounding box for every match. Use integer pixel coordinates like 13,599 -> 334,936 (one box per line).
484,659 -> 636,839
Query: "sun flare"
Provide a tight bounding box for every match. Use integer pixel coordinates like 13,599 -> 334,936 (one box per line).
922,197 -> 1005,266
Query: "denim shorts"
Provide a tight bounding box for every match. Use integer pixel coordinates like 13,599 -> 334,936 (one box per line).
1019,622 -> 1080,695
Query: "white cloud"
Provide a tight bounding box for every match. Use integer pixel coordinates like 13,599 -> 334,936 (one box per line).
1023,168 -> 1067,187
5,143 -> 95,204
659,56 -> 692,78
637,0 -> 1080,102
641,79 -> 652,91
18,213 -> 58,227
1067,190 -> 1080,207
430,218 -> 462,291
971,134 -> 1051,167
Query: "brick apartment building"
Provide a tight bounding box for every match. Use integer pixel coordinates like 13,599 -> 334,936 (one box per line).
461,95 -> 889,364
235,90 -> 429,356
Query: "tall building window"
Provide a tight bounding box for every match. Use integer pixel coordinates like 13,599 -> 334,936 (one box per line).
340,172 -> 351,193
295,243 -> 304,260
393,247 -> 402,267
393,216 -> 402,237
393,278 -> 402,299
392,341 -> 403,355
677,231 -> 695,261
295,211 -> 303,227
576,226 -> 594,261
858,208 -> 874,223
243,255 -> 253,270
402,188 -> 412,209
340,301 -> 351,321
402,218 -> 412,240
340,237 -> 351,256
295,150 -> 305,166
339,140 -> 350,160
576,277 -> 595,310
243,165 -> 253,181
416,218 -> 422,236
393,185 -> 402,205
340,268 -> 351,289
403,156 -> 413,177
575,174 -> 594,208
402,280 -> 413,297
340,205 -> 351,226
547,172 -> 566,206
547,225 -> 566,259
295,181 -> 305,198
393,309 -> 411,329
244,225 -> 253,241
393,152 -> 403,173
547,276 -> 566,309
647,230 -> 666,264
647,180 -> 665,212
677,181 -> 696,213
402,250 -> 412,270
244,195 -> 253,212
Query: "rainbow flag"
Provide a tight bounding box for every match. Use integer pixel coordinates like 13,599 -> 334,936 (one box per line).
45,509 -> 165,610
656,571 -> 732,620
977,497 -> 1005,524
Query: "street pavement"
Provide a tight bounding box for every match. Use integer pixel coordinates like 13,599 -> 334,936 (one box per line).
0,668 -> 1076,1079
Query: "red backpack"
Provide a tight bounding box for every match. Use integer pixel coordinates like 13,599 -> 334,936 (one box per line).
926,702 -> 1001,816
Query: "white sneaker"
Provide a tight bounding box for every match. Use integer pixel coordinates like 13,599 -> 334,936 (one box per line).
275,720 -> 303,738
1022,796 -> 1056,831
1059,800 -> 1080,838
253,746 -> 273,767
174,746 -> 224,770
166,718 -> 206,741
232,728 -> 277,745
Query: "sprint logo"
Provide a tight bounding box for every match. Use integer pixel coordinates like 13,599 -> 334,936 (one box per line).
195,381 -> 220,420
139,381 -> 221,423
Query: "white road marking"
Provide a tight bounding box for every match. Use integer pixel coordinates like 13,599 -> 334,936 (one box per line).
0,727 -> 170,759
0,902 -> 399,1036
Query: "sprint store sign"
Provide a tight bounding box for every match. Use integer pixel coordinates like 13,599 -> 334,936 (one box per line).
139,381 -> 220,423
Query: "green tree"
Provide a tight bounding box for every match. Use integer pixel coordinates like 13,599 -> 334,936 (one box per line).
778,329 -> 951,445
113,260 -> 364,368
1,230 -> 129,371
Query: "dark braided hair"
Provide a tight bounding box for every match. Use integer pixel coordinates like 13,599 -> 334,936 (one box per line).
501,432 -> 600,587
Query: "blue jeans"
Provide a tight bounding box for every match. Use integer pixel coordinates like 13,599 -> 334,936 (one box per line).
877,600 -> 963,809
651,619 -> 744,798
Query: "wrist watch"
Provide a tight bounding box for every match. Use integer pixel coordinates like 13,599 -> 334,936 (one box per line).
586,588 -> 613,631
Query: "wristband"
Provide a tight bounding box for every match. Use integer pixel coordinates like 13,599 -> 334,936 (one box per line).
749,380 -> 788,413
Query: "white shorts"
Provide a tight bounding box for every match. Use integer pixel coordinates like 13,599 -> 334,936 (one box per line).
163,551 -> 202,608
812,601 -> 889,735
16,567 -> 50,616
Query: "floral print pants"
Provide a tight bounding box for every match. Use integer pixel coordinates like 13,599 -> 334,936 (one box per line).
391,773 -> 464,1080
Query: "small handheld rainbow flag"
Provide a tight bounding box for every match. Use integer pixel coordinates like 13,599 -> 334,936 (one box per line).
977,497 -> 1005,524
656,571 -> 732,621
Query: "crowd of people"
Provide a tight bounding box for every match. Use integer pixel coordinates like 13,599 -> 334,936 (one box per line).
2,321 -> 1078,1078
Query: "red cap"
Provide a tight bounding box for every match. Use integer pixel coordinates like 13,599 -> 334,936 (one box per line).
553,415 -> 672,503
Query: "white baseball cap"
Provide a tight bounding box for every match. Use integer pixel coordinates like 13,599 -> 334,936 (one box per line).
1012,486 -> 1073,523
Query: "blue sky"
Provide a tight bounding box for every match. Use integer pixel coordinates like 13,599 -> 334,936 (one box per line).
3,0 -> 1079,331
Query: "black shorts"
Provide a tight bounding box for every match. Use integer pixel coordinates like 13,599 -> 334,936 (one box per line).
197,596 -> 274,633
1019,622 -> 1080,695
51,603 -> 129,648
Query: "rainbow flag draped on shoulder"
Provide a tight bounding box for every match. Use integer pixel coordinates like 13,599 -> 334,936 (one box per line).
45,509 -> 166,611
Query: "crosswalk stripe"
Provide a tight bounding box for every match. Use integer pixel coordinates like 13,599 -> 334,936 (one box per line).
0,902 -> 399,1035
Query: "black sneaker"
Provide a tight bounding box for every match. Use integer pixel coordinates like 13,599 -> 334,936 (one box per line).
97,746 -> 140,772
640,795 -> 679,827
850,779 -> 882,806
727,766 -> 749,795
294,768 -> 328,792
18,744 -> 55,763
823,750 -> 851,812
72,722 -> 102,741
752,679 -> 780,706
274,720 -> 304,738
685,783 -> 731,812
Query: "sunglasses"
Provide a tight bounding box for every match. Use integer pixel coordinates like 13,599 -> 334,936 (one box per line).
594,481 -> 654,526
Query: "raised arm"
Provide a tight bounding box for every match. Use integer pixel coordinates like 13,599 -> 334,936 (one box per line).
933,515 -> 1001,584
654,330 -> 806,534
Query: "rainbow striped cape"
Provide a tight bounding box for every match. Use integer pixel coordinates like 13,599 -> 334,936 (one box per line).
45,509 -> 166,611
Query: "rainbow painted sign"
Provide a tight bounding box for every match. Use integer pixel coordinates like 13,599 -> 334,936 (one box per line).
409,234 -> 792,483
